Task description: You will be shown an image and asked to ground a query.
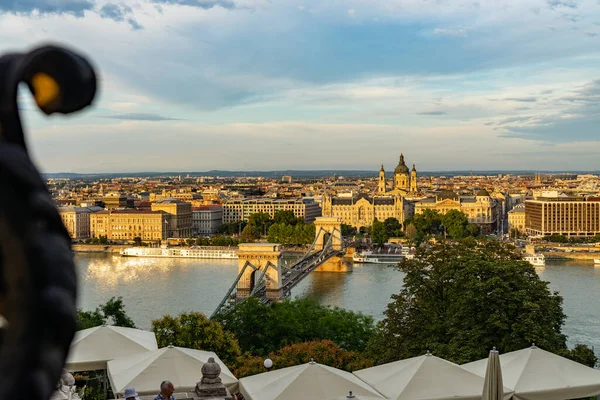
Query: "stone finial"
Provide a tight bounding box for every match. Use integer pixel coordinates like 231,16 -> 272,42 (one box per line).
195,357 -> 232,400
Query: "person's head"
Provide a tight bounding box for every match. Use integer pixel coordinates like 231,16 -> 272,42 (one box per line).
123,388 -> 139,400
160,381 -> 174,397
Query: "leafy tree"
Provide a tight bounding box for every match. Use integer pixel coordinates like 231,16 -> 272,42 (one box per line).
215,297 -> 376,356
383,218 -> 403,237
152,312 -> 241,365
366,240 -> 569,365
133,236 -> 142,246
267,223 -> 315,245
273,210 -> 299,226
441,210 -> 470,239
77,296 -> 135,330
341,224 -> 357,236
233,340 -> 374,378
241,224 -> 259,241
564,344 -> 598,368
371,218 -> 389,247
543,234 -> 568,243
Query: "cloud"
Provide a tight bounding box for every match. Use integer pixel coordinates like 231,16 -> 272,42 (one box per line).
100,113 -> 184,121
347,9 -> 355,16
146,0 -> 236,9
0,0 -> 94,16
547,0 -> 579,9
433,27 -> 471,37
501,97 -> 539,103
417,111 -> 447,115
127,17 -> 143,29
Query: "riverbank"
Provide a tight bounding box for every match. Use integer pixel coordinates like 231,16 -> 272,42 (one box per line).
72,244 -> 128,253
541,251 -> 600,261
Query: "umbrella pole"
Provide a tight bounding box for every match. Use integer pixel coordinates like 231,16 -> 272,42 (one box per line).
103,370 -> 107,400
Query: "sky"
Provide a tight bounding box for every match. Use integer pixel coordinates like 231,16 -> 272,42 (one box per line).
1,0 -> 600,173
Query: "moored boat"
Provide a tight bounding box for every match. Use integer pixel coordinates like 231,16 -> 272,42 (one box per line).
120,246 -> 238,259
523,253 -> 545,267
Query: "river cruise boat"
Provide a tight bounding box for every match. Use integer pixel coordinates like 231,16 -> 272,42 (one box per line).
594,259 -> 600,265
353,247 -> 414,264
523,253 -> 545,267
120,246 -> 238,260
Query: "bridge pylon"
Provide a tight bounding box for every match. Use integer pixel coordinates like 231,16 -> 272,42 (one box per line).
314,217 -> 343,251
236,243 -> 283,301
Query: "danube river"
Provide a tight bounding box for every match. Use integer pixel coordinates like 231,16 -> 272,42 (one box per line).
75,253 -> 600,350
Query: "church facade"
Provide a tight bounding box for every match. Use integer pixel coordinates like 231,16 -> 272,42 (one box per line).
322,154 -> 416,229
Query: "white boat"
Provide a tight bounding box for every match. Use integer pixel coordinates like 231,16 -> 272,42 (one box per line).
353,247 -> 414,264
120,246 -> 238,259
594,259 -> 600,265
523,253 -> 545,267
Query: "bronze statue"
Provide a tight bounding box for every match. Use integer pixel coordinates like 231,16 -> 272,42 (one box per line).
0,45 -> 96,399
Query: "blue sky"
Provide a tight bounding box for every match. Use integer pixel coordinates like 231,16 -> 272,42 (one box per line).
1,0 -> 599,172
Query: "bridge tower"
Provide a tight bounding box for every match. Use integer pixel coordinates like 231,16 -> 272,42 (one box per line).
236,243 -> 283,301
314,217 -> 343,251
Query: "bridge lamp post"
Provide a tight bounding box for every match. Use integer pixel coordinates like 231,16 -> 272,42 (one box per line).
263,358 -> 273,371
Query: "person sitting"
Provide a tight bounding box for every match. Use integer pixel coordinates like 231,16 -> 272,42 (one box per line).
154,381 -> 175,400
123,388 -> 139,400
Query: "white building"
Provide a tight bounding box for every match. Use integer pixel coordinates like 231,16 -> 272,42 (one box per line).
192,205 -> 223,235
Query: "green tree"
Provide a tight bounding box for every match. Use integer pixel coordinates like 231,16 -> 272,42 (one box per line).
383,218 -> 403,237
77,296 -> 135,330
215,297 -> 376,356
366,240 -> 569,365
152,312 -> 241,365
371,218 -> 389,247
234,340 -> 374,378
442,210 -> 470,239
564,344 -> 598,368
341,224 -> 357,236
241,224 -> 259,242
273,210 -> 299,226
133,236 -> 142,246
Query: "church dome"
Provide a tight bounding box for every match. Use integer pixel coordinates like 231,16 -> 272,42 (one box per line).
437,190 -> 459,200
394,154 -> 409,174
476,189 -> 490,197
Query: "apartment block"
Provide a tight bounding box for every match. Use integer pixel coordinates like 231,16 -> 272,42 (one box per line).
151,199 -> 193,238
192,205 -> 223,235
58,206 -> 101,239
525,197 -> 600,237
90,209 -> 168,242
223,198 -> 322,224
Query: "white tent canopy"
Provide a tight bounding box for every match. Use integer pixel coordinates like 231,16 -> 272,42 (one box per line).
107,346 -> 238,396
462,345 -> 600,400
353,353 -> 513,400
66,326 -> 158,372
239,361 -> 385,400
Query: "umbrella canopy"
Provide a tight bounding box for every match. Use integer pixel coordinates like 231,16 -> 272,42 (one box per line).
482,349 -> 503,400
107,346 -> 238,396
329,392 -> 384,400
463,345 -> 600,400
239,361 -> 385,400
66,326 -> 158,372
353,353 -> 513,400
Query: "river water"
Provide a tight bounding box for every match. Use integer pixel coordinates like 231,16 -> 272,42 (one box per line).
75,253 -> 600,351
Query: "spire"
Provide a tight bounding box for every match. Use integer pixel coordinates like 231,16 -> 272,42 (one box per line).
412,163 -> 416,172
399,153 -> 405,163
380,164 -> 385,172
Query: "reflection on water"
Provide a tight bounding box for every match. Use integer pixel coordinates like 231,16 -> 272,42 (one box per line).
76,254 -> 600,351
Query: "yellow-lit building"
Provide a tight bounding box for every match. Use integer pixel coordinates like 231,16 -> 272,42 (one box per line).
380,153 -> 419,196
414,189 -> 499,234
151,199 -> 193,238
58,206 -> 96,239
508,204 -> 526,234
90,210 -> 168,242
223,198 -> 322,224
525,197 -> 600,237
321,194 -> 407,230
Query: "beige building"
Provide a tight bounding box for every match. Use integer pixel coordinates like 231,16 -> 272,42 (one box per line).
414,189 -> 499,234
58,206 -> 98,239
223,198 -> 322,224
508,203 -> 526,234
525,197 -> 600,237
151,199 -> 193,238
90,210 -> 168,242
150,189 -> 202,202
192,205 -> 223,235
321,194 -> 407,230
380,153 -> 419,196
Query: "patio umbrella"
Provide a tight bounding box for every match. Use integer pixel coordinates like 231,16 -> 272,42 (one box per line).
65,325 -> 158,372
463,344 -> 600,400
239,360 -> 384,400
107,346 -> 238,396
482,348 -> 503,400
329,391 -> 385,400
353,352 -> 513,400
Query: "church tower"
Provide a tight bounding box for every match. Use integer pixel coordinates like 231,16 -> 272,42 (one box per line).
410,163 -> 418,192
378,165 -> 387,194
394,153 -> 410,191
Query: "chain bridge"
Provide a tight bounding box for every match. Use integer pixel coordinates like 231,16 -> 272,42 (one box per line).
210,217 -> 355,319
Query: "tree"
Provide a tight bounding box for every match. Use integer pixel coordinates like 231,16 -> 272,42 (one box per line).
77,296 -> 136,330
383,218 -> 402,238
133,236 -> 142,246
241,224 -> 259,242
273,210 -> 299,226
215,297 -> 376,356
564,344 -> 598,368
366,240 -> 569,365
341,224 -> 356,236
152,312 -> 241,365
233,340 -> 374,378
371,218 -> 389,247
442,210 -> 470,239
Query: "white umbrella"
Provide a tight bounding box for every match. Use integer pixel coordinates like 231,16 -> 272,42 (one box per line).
330,391 -> 384,400
66,325 -> 158,372
239,360 -> 385,400
353,352 -> 513,400
463,344 -> 600,400
107,346 -> 238,396
482,348 -> 503,400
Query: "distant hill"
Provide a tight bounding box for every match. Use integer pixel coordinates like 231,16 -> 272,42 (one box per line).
43,169 -> 600,180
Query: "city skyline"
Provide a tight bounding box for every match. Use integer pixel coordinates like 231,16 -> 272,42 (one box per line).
1,0 -> 599,172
